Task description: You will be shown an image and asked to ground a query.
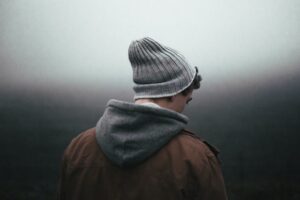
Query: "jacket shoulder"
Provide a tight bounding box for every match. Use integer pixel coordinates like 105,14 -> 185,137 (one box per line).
181,129 -> 220,159
63,128 -> 98,161
68,128 -> 96,147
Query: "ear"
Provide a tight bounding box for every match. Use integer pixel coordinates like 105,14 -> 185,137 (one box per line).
165,96 -> 173,102
169,95 -> 175,102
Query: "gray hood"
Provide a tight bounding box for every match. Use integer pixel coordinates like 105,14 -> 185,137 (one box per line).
95,99 -> 189,167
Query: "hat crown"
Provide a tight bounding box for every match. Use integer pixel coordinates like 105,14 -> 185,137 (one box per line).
128,37 -> 197,100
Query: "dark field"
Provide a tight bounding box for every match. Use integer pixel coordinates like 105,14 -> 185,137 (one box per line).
0,71 -> 300,200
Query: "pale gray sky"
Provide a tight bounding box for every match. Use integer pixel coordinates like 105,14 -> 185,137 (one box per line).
1,0 -> 299,92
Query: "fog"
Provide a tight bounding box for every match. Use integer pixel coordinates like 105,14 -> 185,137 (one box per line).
1,0 -> 299,90
0,0 -> 300,199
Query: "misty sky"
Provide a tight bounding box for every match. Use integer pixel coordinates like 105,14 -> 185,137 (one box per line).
0,0 -> 299,93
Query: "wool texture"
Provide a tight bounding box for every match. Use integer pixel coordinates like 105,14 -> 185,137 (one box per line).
95,99 -> 188,167
128,37 -> 198,100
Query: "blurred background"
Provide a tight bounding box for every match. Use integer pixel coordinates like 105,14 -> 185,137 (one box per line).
0,0 -> 300,199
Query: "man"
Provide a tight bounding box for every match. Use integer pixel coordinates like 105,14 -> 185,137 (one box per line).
57,37 -> 228,200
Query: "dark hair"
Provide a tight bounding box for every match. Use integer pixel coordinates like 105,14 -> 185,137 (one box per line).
160,67 -> 202,101
181,67 -> 202,96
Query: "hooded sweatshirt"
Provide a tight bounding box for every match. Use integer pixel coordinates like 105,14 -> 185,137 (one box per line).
57,99 -> 228,200
95,99 -> 189,167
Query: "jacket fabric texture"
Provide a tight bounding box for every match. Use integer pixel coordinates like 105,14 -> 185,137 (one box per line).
57,99 -> 228,200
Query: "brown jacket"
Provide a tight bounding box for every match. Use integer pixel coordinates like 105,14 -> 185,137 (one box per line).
57,128 -> 227,200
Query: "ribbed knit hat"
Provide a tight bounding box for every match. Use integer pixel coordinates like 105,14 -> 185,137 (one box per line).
128,37 -> 199,100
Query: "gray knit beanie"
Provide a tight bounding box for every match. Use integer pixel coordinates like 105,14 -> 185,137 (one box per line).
128,37 -> 200,100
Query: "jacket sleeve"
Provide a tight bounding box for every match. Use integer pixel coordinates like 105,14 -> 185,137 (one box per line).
185,142 -> 228,200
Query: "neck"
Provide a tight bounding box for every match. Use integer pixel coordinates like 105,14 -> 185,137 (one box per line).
135,98 -> 175,111
135,98 -> 156,104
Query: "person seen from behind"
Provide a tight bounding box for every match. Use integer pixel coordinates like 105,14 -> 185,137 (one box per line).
57,37 -> 228,200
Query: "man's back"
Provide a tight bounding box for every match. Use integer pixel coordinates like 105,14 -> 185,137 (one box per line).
57,128 -> 227,200
57,37 -> 228,200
